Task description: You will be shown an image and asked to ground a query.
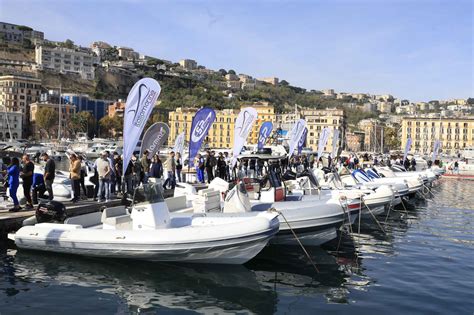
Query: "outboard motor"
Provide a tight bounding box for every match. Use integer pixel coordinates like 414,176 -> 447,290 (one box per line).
35,200 -> 67,223
223,181 -> 252,213
298,169 -> 320,187
321,166 -> 332,174
281,170 -> 296,181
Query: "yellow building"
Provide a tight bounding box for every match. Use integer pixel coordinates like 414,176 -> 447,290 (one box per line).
301,108 -> 345,153
0,75 -> 42,137
168,103 -> 275,149
30,102 -> 76,138
401,116 -> 474,155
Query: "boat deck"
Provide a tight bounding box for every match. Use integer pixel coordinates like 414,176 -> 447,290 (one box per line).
0,199 -> 124,238
0,188 -> 176,238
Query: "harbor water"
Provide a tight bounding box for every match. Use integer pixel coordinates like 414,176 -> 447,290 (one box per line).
1,179 -> 473,314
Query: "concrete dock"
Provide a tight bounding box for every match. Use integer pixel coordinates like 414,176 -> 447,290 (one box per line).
0,199 -> 123,238
0,188 -> 176,238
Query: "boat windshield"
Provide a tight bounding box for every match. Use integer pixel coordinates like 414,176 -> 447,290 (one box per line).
132,183 -> 165,205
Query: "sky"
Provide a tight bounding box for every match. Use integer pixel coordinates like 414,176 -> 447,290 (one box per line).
0,0 -> 472,102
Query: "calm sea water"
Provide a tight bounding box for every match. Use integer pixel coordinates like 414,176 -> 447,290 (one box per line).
1,179 -> 473,314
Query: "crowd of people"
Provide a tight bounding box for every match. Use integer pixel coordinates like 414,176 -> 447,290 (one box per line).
194,150 -> 233,183
1,148 -> 185,211
2,148 -> 430,212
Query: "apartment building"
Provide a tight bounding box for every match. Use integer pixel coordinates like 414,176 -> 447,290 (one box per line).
0,111 -> 22,140
0,75 -> 42,137
35,45 -> 99,80
301,108 -> 345,153
401,116 -> 474,155
62,93 -> 111,121
168,103 -> 276,149
108,101 -> 125,118
179,59 -> 197,71
0,22 -> 44,45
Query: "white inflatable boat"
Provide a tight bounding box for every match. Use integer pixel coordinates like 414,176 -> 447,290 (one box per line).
9,183 -> 279,264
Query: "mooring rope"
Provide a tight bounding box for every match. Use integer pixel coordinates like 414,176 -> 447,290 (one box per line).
270,208 -> 320,273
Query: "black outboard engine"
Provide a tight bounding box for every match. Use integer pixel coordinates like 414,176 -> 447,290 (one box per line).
36,200 -> 67,223
298,169 -> 320,187
321,166 -> 332,174
281,170 -> 296,181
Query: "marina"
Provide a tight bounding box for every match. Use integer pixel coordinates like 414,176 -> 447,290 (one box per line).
1,178 -> 472,313
0,1 -> 472,313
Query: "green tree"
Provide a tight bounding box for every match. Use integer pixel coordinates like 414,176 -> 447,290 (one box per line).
64,39 -> 74,49
228,69 -> 236,75
69,111 -> 96,137
280,80 -> 290,86
99,115 -> 123,138
467,98 -> 474,105
383,126 -> 401,151
218,69 -> 227,76
35,107 -> 57,139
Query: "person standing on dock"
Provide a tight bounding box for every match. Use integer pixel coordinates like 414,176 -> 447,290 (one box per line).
140,150 -> 151,185
20,154 -> 34,209
205,150 -> 216,183
69,154 -> 81,203
163,151 -> 176,189
79,155 -> 88,198
217,152 -> 226,180
195,153 -> 205,183
175,152 -> 183,183
114,153 -> 122,195
4,157 -> 20,212
96,151 -> 111,202
41,153 -> 55,201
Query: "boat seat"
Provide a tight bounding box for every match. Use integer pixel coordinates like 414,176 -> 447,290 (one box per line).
165,195 -> 187,212
101,205 -> 132,230
101,205 -> 127,223
193,188 -> 221,213
65,212 -> 102,228
103,214 -> 132,230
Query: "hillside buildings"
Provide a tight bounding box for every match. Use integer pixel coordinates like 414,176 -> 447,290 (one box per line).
0,22 -> 44,45
35,45 -> 99,80
61,93 -> 111,121
179,59 -> 197,71
108,101 -> 125,118
117,47 -> 139,60
401,116 -> 474,155
0,111 -> 22,140
259,77 -> 279,85
0,75 -> 41,137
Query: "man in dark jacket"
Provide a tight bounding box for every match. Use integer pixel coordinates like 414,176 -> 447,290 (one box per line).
205,151 -> 217,183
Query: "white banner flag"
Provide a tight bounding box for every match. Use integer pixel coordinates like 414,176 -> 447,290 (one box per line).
331,129 -> 340,159
317,127 -> 332,159
174,132 -> 185,156
288,119 -> 307,157
231,107 -> 258,167
122,78 -> 161,175
403,137 -> 412,163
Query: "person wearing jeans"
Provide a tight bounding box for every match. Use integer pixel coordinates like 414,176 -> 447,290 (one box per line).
96,152 -> 111,202
41,153 -> 55,200
20,154 -> 34,209
163,151 -> 176,189
69,154 -> 81,203
175,152 -> 182,183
